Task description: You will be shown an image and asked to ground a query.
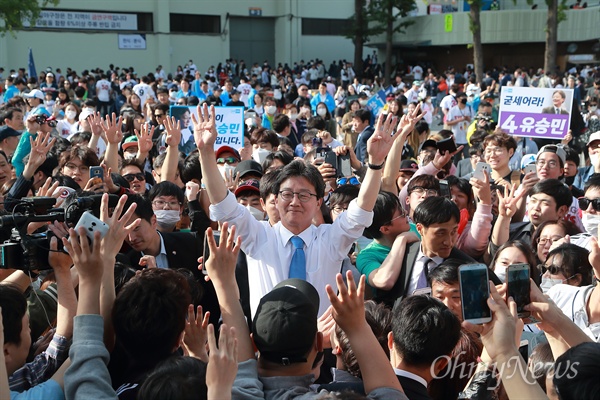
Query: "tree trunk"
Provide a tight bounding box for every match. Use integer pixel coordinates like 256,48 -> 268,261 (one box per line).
354,0 -> 365,76
384,0 -> 394,84
544,0 -> 558,74
470,1 -> 484,83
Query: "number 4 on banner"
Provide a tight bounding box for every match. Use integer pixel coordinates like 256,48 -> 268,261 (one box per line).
501,114 -> 518,134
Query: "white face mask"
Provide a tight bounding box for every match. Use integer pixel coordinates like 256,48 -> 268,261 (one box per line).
359,100 -> 368,106
317,108 -> 327,117
582,212 -> 600,237
252,148 -> 271,164
266,105 -> 277,115
245,117 -> 256,127
123,152 -> 137,160
591,153 -> 600,166
246,205 -> 265,221
289,113 -> 298,121
65,110 -> 77,120
218,163 -> 236,181
590,106 -> 598,112
540,277 -> 563,293
154,209 -> 180,230
494,267 -> 506,283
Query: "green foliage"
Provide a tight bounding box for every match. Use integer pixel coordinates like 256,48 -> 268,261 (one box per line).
0,0 -> 60,36
346,0 -> 416,44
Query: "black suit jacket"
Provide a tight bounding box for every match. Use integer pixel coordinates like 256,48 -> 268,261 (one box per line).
124,231 -> 220,326
397,375 -> 432,400
354,126 -> 374,163
373,241 -> 500,307
541,106 -> 569,115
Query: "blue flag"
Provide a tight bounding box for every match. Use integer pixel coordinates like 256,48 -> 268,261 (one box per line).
28,48 -> 37,80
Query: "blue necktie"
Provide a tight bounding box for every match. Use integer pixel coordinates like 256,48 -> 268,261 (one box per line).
289,236 -> 306,280
416,257 -> 432,290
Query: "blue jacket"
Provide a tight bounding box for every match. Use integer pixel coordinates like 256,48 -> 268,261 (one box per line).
310,93 -> 336,113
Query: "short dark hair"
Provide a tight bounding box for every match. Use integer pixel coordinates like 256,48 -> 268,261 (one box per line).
259,169 -> 281,201
482,132 -> 517,153
546,243 -> 593,286
0,285 -> 27,346
272,114 -> 290,134
554,342 -> 600,400
364,191 -> 401,239
148,181 -> 184,204
407,174 -> 440,195
391,295 -> 461,366
328,185 -> 360,210
584,175 -> 600,193
59,145 -> 99,169
274,160 -> 325,199
306,116 -> 325,130
413,196 -> 460,227
181,151 -> 202,183
262,151 -> 294,172
250,128 -> 279,149
120,159 -> 144,175
530,179 -> 572,210
138,356 -> 208,400
352,109 -> 371,123
123,193 -> 154,222
428,259 -> 461,286
112,269 -> 191,363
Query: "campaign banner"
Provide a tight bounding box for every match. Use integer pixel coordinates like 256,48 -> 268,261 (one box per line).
499,87 -> 573,140
24,10 -> 138,30
170,106 -> 244,151
366,90 -> 386,117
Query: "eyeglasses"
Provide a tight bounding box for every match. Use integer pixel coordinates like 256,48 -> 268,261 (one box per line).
216,157 -> 239,165
536,159 -> 558,169
123,173 -> 146,182
154,113 -> 165,118
152,200 -> 182,209
278,189 -> 317,203
484,147 -> 506,156
47,120 -> 57,128
579,197 -> 600,212
385,209 -> 407,225
470,154 -> 483,160
331,205 -> 348,214
64,163 -> 89,173
537,235 -> 563,246
336,177 -> 360,186
410,187 -> 438,197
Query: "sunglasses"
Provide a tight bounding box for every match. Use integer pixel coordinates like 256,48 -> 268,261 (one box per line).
578,197 -> 600,211
123,173 -> 146,182
336,176 -> 360,186
216,157 -> 238,165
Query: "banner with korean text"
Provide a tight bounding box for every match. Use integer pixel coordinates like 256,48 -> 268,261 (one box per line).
499,87 -> 573,140
170,106 -> 244,151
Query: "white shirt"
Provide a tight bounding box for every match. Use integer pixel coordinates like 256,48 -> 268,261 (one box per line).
407,249 -> 444,295
447,104 -> 474,144
440,94 -> 457,112
210,191 -> 373,317
95,79 -> 111,102
237,83 -> 252,107
141,232 -> 169,270
393,368 -> 427,388
132,82 -> 156,108
547,284 -> 600,341
412,66 -> 423,80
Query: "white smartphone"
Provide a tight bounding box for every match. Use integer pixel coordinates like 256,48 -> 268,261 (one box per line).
524,163 -> 537,175
74,211 -> 109,244
473,162 -> 490,181
459,263 -> 492,324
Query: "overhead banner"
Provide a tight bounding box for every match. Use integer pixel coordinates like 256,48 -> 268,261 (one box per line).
24,10 -> 138,30
499,87 -> 573,139
170,106 -> 244,151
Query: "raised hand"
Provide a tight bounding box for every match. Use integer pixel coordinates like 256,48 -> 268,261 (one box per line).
182,304 -> 210,362
366,113 -> 400,165
470,169 -> 492,205
88,112 -> 104,137
432,144 -> 465,170
203,222 -> 241,286
206,324 -> 238,399
497,183 -> 525,218
28,132 -> 56,171
325,271 -> 366,334
164,116 -> 182,148
101,112 -> 124,144
36,177 -> 59,198
99,193 -> 140,259
62,227 -> 103,282
192,104 -> 218,151
134,123 -> 154,156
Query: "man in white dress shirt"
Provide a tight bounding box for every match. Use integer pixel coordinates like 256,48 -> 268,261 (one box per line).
195,104 -> 402,316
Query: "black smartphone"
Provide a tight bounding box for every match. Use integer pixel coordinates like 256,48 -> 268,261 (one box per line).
90,166 -> 104,181
324,150 -> 338,175
338,153 -> 352,178
437,136 -> 457,154
459,263 -> 492,324
507,263 -> 531,318
202,231 -> 220,275
439,179 -> 451,198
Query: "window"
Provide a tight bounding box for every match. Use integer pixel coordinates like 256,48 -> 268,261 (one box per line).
301,18 -> 347,36
170,14 -> 220,34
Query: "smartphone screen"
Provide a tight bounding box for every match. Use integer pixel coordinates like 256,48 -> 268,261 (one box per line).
459,264 -> 491,324
507,263 -> 531,318
338,153 -> 352,177
439,180 -> 451,198
90,166 -> 104,181
202,231 -> 220,275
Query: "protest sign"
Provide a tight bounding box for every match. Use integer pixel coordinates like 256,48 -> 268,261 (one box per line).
170,106 -> 244,151
499,87 -> 573,139
365,90 -> 387,117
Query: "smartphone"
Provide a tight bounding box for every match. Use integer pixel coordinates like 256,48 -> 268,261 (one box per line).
202,230 -> 220,275
524,164 -> 537,175
74,211 -> 109,245
439,179 -> 451,198
338,153 -> 352,178
412,287 -> 432,296
89,166 -> 104,181
507,263 -> 531,318
459,263 -> 492,324
436,136 -> 457,154
316,146 -> 330,160
473,162 -> 490,181
324,150 -> 337,175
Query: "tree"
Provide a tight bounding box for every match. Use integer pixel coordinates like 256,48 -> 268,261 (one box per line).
544,0 -> 568,74
346,0 -> 415,84
0,0 -> 60,36
468,0 -> 484,84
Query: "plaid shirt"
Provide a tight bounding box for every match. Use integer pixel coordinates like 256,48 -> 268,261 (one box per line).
9,333 -> 70,392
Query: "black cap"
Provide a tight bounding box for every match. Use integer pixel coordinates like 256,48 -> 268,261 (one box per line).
419,139 -> 437,153
0,126 -> 21,142
252,279 -> 320,365
234,160 -> 263,180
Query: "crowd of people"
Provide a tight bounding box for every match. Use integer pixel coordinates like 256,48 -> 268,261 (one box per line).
0,56 -> 598,400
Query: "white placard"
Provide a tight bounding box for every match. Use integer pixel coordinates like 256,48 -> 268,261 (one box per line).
118,34 -> 146,50
170,106 -> 245,150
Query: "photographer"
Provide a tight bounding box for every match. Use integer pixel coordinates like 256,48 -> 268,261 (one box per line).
12,108 -> 56,177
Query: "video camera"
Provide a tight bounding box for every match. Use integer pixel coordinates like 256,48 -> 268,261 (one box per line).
0,194 -> 119,271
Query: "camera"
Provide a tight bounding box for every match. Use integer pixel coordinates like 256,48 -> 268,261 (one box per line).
475,115 -> 496,131
0,194 -> 118,271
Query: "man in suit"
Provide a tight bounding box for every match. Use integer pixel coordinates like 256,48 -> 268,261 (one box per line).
541,90 -> 569,115
374,196 -> 482,305
388,295 -> 461,400
352,109 -> 374,163
120,194 -> 220,325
